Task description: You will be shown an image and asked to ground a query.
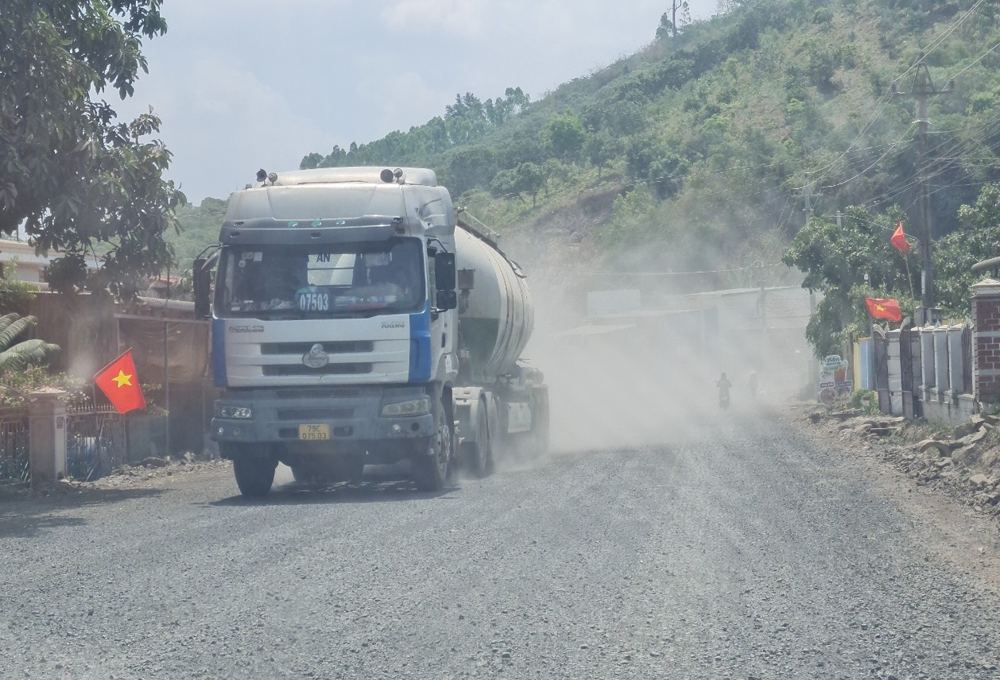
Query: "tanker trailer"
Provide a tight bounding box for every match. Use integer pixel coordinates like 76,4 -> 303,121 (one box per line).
452,221 -> 549,476
198,166 -> 547,498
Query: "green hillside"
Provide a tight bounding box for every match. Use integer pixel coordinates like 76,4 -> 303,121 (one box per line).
175,0 -> 1000,345
290,0 -> 998,276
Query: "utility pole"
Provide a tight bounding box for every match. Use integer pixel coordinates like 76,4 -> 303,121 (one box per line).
802,182 -> 815,218
798,178 -> 823,221
892,61 -> 953,323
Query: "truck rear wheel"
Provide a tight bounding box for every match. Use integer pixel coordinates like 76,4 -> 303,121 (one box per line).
412,400 -> 452,491
232,448 -> 278,498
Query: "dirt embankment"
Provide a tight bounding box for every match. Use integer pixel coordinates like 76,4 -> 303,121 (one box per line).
800,406 -> 1000,526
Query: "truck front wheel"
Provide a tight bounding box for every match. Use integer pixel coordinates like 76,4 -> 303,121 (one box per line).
463,399 -> 492,478
231,447 -> 278,498
412,400 -> 452,491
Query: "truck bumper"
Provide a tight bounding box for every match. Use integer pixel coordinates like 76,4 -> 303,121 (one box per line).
210,385 -> 435,456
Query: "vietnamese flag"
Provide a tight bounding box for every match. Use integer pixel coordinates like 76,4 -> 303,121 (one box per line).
891,220 -> 911,253
865,297 -> 903,323
94,349 -> 147,414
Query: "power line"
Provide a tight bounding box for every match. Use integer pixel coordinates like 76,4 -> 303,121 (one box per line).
948,36 -> 1000,81
804,0 -> 986,188
819,123 -> 918,191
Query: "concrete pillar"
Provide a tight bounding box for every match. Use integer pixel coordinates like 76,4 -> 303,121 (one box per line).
28,389 -> 67,485
910,330 -> 922,391
947,325 -> 964,398
933,325 -> 950,402
973,279 -> 1000,404
887,329 -> 902,415
919,325 -> 935,390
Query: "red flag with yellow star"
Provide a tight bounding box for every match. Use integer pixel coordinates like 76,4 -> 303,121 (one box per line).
865,297 -> 902,323
93,349 -> 146,414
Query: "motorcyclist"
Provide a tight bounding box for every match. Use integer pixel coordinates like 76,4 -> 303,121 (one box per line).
717,372 -> 732,409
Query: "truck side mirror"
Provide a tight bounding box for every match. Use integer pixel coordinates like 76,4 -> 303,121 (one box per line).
434,252 -> 456,291
193,257 -> 212,319
436,290 -> 458,311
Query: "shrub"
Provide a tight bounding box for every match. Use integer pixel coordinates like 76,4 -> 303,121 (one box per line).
0,313 -> 60,371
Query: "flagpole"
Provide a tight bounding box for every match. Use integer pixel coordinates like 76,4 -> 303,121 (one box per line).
164,260 -> 171,460
893,222 -> 917,309
903,251 -> 916,301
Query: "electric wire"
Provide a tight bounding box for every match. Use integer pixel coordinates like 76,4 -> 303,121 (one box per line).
947,37 -> 1000,82
803,0 -> 986,188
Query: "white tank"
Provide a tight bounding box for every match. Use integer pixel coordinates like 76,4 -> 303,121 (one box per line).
455,226 -> 534,379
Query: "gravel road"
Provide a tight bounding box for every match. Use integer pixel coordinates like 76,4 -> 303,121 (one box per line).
3,408 -> 1000,679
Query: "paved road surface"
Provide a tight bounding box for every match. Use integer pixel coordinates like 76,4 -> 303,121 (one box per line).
3,410 -> 1000,679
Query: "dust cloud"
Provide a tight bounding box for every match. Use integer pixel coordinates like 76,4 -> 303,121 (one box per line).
523,270 -> 809,455
530,317 -> 739,454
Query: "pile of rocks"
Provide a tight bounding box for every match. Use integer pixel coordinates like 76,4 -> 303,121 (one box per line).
906,415 -> 1000,513
90,453 -> 229,489
812,409 -> 1000,520
838,415 -> 907,439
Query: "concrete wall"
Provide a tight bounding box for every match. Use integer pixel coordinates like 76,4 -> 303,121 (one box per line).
915,323 -> 975,425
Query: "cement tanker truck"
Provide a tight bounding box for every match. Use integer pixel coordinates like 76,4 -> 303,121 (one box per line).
196,167 -> 548,498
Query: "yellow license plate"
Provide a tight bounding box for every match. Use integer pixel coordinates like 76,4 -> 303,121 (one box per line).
299,424 -> 330,441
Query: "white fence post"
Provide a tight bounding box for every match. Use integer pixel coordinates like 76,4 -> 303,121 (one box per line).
28,390 -> 68,485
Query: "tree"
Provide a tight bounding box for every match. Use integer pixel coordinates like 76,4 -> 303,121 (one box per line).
657,1 -> 691,39
584,131 -> 617,181
546,114 -> 586,162
935,183 -> 1000,315
716,0 -> 750,14
443,146 -> 497,196
489,163 -> 546,208
300,152 -> 323,170
782,207 -> 917,357
0,1 -> 184,299
0,262 -> 38,315
0,313 -> 59,371
516,163 -> 546,208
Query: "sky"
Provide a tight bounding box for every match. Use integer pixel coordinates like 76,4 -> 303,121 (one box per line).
115,0 -> 719,203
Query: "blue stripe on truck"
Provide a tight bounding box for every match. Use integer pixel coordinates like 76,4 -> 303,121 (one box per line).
212,318 -> 228,387
408,303 -> 432,382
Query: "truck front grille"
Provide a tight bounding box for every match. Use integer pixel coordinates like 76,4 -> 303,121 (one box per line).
279,426 -> 355,439
274,388 -> 362,399
261,341 -> 373,355
263,363 -> 372,377
276,408 -> 354,421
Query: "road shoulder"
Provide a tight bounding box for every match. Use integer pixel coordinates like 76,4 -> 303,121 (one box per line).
791,403 -> 1000,596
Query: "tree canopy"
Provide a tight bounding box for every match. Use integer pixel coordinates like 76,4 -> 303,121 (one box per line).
0,0 -> 183,299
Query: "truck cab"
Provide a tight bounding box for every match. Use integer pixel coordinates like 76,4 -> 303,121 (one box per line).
205,168 -> 460,496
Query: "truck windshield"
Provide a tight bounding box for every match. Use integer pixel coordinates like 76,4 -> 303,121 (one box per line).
216,238 -> 424,318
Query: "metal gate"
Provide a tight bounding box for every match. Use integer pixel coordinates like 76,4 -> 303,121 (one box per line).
874,328 -> 890,414
0,407 -> 30,485
66,401 -> 125,481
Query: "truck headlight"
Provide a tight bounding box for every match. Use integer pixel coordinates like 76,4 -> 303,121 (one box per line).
215,405 -> 253,419
381,397 -> 431,417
